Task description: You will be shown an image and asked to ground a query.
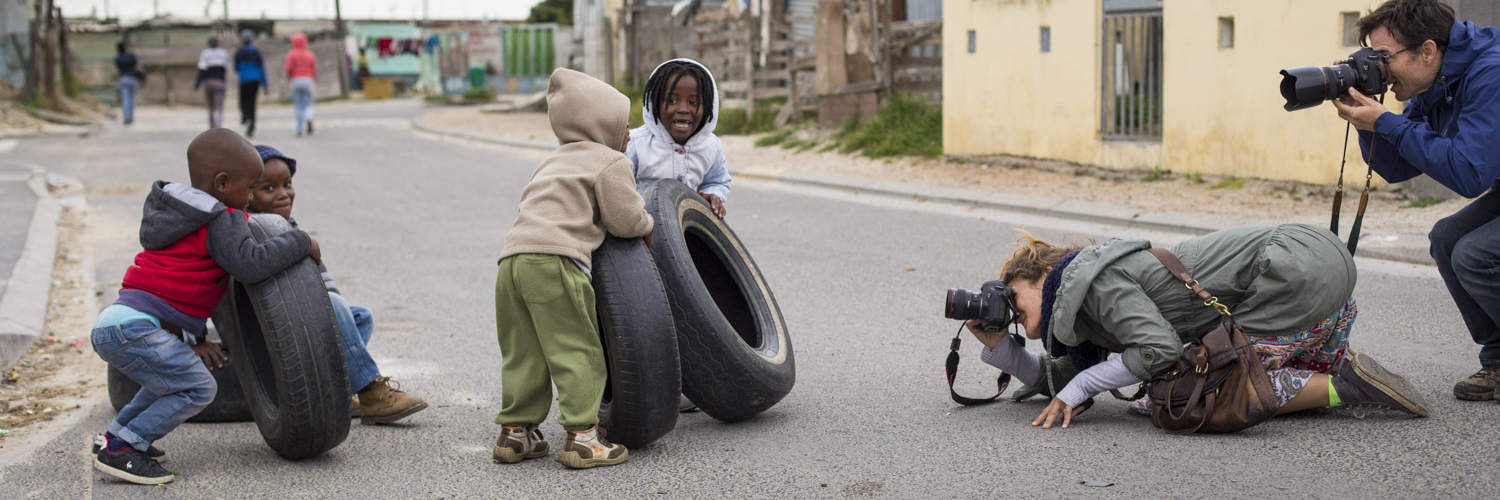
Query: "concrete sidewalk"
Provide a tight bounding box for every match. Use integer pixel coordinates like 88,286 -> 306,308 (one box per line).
410,112 -> 1436,266
0,161 -> 59,371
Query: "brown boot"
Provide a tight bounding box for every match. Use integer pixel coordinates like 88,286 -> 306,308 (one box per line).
350,397 -> 361,418
355,376 -> 427,425
493,424 -> 548,464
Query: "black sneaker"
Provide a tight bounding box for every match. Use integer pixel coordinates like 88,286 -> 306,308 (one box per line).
95,446 -> 175,485
92,433 -> 167,462
306,120 -> 314,135
1333,350 -> 1430,418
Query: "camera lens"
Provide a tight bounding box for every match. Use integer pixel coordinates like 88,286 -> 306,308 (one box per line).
944,289 -> 985,321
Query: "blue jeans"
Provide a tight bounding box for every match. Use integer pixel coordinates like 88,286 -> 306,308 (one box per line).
91,320 -> 215,452
118,76 -> 139,124
290,77 -> 315,134
330,292 -> 379,392
1430,182 -> 1500,368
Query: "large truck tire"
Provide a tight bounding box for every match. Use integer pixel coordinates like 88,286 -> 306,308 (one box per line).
213,213 -> 350,460
592,235 -> 680,448
640,180 -> 795,423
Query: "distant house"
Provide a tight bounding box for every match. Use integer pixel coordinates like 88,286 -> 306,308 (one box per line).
943,0 -> 1497,185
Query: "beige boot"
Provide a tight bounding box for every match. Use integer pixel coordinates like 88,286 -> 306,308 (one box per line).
493,425 -> 548,464
355,376 -> 428,425
560,426 -> 628,469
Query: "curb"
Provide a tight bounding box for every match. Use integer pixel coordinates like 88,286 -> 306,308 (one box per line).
0,167 -> 61,371
0,126 -> 92,141
410,112 -> 1435,267
409,113 -> 554,151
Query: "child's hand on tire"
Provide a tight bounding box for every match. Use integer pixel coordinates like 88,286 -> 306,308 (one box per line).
700,192 -> 726,219
193,343 -> 228,370
308,237 -> 322,263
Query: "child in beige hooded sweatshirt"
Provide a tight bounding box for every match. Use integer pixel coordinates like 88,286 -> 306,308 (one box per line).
491,68 -> 654,469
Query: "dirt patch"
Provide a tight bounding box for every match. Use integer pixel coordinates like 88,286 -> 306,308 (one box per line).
0,185 -> 105,448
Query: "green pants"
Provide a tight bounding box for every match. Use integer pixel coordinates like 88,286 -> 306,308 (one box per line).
494,254 -> 605,430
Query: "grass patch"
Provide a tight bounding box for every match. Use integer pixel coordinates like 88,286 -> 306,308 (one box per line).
1210,176 -> 1246,190
462,87 -> 495,102
837,94 -> 942,158
1189,172 -> 1206,184
1401,196 -> 1445,209
423,94 -> 449,103
1142,166 -> 1166,182
817,142 -> 840,153
618,84 -> 644,128
19,91 -> 51,110
754,128 -> 796,147
716,106 -> 778,135
63,73 -> 85,98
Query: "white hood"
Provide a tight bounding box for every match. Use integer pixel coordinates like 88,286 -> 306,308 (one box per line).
637,58 -> 720,151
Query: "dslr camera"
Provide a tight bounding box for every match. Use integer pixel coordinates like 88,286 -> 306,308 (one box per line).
944,280 -> 1017,332
1280,47 -> 1390,111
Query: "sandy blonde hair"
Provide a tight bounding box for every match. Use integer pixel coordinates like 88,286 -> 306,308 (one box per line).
1000,229 -> 1082,284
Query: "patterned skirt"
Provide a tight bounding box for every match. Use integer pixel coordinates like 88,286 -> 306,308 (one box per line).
1127,299 -> 1356,414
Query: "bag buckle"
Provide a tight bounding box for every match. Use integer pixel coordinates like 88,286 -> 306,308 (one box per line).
1202,296 -> 1232,317
1195,363 -> 1208,374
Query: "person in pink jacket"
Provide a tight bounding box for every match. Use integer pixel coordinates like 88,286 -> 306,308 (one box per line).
285,33 -> 318,137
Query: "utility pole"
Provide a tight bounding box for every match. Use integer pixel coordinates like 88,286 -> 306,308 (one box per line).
335,0 -> 349,98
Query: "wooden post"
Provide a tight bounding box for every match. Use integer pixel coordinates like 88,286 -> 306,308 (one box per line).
335,0 -> 349,98
744,16 -> 756,121
42,0 -> 61,109
57,6 -> 72,99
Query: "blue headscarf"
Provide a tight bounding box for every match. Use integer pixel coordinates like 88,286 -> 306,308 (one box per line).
254,145 -> 297,176
1037,251 -> 1107,370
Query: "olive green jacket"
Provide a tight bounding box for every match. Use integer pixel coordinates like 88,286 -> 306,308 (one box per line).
1047,224 -> 1356,380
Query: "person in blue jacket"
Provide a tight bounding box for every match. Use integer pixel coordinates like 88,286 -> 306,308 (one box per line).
1333,0 -> 1500,402
233,30 -> 269,138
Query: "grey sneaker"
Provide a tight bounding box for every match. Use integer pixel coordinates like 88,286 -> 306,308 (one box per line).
493,424 -> 548,464
1333,351 -> 1430,418
560,426 -> 628,469
1452,366 -> 1500,401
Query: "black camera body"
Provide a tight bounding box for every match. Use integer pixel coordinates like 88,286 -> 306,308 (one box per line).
1280,47 -> 1389,111
945,280 -> 1017,332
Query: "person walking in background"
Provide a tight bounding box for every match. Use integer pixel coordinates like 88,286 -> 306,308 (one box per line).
233,30 -> 269,138
194,36 -> 228,129
285,33 -> 318,137
114,41 -> 142,126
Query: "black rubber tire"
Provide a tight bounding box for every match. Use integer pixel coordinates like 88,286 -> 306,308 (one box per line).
106,337 -> 253,423
640,180 -> 794,422
212,213 -> 350,460
592,235 -> 680,448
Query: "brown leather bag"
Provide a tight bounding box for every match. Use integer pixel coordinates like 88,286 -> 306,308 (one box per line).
1144,248 -> 1280,434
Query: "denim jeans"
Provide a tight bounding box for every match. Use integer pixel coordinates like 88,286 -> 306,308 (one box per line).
118,76 -> 139,125
330,292 -> 379,393
290,77 -> 315,134
91,320 -> 216,452
1429,182 -> 1500,368
202,78 -> 226,129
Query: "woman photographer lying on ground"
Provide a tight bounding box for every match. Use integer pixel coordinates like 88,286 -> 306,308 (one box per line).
971,223 -> 1429,429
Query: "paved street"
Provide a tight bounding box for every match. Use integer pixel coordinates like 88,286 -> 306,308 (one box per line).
0,100 -> 1494,497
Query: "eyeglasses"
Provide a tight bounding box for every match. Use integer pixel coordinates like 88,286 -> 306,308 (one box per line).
1377,46 -> 1414,60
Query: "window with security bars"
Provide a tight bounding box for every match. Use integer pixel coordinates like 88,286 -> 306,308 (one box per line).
1101,11 -> 1163,140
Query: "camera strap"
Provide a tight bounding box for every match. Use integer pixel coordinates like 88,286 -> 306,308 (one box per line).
946,323 -> 1010,406
1330,93 -> 1385,256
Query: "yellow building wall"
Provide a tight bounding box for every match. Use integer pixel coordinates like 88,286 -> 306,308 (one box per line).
945,0 -> 1136,168
945,0 -> 1390,184
1163,0 -> 1383,184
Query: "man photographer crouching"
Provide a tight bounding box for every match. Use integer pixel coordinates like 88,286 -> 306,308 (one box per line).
1331,0 -> 1500,402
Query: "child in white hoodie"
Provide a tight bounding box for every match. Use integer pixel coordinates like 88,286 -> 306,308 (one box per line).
625,58 -> 732,218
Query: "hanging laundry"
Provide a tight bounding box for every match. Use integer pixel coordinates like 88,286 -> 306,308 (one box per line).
377,38 -> 395,57
426,34 -> 440,53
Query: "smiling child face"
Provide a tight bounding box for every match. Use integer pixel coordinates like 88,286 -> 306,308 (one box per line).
658,73 -> 702,145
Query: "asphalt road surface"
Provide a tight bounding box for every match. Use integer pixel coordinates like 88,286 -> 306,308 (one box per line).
0,100 -> 1493,497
